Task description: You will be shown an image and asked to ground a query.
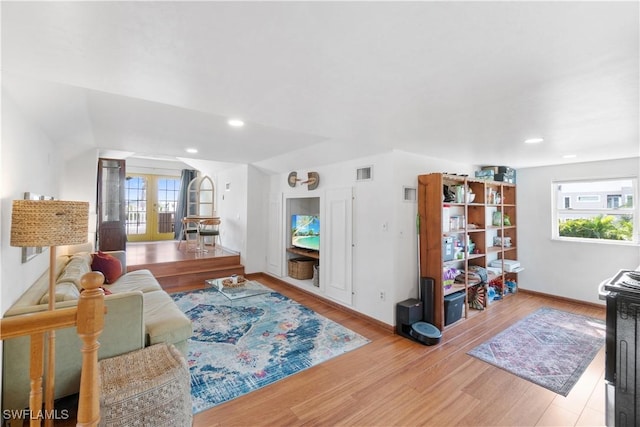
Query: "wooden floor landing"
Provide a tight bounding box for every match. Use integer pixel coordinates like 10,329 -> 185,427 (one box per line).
125,240 -> 244,292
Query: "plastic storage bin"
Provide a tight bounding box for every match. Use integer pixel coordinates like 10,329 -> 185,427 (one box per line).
444,291 -> 465,325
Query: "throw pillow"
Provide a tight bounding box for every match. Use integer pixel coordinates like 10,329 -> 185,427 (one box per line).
56,254 -> 92,289
39,283 -> 81,304
91,252 -> 122,284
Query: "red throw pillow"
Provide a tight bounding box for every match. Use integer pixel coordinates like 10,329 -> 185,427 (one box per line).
91,251 -> 122,284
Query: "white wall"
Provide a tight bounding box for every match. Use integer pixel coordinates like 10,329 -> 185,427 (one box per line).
517,157 -> 640,305
1,92 -> 103,399
264,150 -> 474,325
390,151 -> 476,308
245,165 -> 269,274
1,93 -> 64,314
60,149 -> 99,246
216,164 -> 249,262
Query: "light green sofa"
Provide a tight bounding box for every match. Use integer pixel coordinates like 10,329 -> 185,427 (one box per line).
2,249 -> 192,414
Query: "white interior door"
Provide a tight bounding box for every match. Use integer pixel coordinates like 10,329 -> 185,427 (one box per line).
324,187 -> 353,305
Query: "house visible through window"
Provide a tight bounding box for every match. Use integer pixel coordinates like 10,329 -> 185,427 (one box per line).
607,195 -> 622,209
577,195 -> 600,203
553,178 -> 638,244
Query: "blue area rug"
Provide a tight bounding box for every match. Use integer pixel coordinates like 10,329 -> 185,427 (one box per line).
467,307 -> 605,396
171,284 -> 370,413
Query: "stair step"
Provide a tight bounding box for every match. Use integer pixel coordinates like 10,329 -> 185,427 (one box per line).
157,267 -> 245,293
127,254 -> 241,277
124,242 -> 244,293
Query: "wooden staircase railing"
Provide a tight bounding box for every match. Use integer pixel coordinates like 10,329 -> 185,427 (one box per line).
0,272 -> 106,427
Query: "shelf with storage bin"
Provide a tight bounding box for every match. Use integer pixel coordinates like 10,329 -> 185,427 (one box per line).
418,172 -> 520,332
444,283 -> 466,297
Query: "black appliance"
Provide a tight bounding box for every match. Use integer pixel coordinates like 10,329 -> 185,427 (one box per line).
396,298 -> 423,333
395,278 -> 442,346
599,269 -> 640,427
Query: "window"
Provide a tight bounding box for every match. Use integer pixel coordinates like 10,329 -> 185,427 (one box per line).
125,174 -> 180,240
607,195 -> 622,209
577,195 -> 600,203
553,178 -> 638,244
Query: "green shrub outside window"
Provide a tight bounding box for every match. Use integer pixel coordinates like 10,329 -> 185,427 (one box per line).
553,178 -> 637,244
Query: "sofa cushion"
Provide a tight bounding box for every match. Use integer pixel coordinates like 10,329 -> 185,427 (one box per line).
39,282 -> 81,304
106,269 -> 163,294
142,291 -> 193,346
91,251 -> 123,284
56,253 -> 92,289
80,286 -> 112,296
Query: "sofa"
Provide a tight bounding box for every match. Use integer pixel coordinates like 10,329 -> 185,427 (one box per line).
2,247 -> 193,413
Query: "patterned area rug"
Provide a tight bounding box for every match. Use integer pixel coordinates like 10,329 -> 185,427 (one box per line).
171,284 -> 370,413
467,307 -> 605,396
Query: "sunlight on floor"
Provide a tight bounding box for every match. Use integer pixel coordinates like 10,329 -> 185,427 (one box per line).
535,347 -> 605,426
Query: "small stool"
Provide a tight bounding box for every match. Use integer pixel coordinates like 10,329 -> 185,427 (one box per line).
98,343 -> 192,427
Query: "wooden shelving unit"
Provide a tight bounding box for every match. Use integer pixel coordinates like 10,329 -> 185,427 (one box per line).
418,173 -> 519,331
286,247 -> 320,260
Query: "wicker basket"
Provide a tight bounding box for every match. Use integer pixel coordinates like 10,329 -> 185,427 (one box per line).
288,258 -> 316,280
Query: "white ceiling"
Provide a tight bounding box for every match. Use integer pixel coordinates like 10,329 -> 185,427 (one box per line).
2,1 -> 639,173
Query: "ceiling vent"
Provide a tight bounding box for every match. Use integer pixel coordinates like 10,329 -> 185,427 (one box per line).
403,186 -> 417,202
356,166 -> 373,182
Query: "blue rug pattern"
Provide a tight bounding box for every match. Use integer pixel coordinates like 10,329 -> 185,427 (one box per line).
467,307 -> 605,396
172,285 -> 370,413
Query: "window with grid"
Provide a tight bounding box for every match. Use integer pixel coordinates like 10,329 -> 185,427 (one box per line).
157,178 -> 179,233
553,177 -> 638,244
125,176 -> 147,235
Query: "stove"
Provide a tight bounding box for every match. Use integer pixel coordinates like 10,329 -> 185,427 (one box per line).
603,269 -> 640,295
599,269 -> 640,427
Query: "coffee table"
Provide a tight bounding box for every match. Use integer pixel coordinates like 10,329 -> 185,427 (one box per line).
205,277 -> 272,301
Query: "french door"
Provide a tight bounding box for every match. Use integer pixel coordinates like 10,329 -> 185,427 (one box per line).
125,174 -> 181,242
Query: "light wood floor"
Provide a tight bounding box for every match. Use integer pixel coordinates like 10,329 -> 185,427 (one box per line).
126,240 -> 237,265
185,274 -> 606,427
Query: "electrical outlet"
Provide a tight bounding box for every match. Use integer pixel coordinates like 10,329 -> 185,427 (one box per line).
379,290 -> 385,301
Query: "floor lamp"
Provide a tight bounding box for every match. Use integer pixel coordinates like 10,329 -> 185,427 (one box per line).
10,200 -> 89,426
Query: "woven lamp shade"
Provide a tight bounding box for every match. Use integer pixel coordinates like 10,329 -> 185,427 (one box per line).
10,200 -> 89,247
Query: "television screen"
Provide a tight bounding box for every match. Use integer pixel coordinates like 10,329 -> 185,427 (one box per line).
291,214 -> 320,251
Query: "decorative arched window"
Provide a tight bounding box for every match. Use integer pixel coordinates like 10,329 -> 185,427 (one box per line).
187,175 -> 215,217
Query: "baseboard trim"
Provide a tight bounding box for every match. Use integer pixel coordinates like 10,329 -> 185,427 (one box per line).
518,288 -> 605,309
248,272 -> 395,333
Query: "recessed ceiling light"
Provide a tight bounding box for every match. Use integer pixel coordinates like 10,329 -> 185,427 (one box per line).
228,119 -> 245,127
186,148 -> 198,154
562,154 -> 577,159
524,138 -> 544,144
